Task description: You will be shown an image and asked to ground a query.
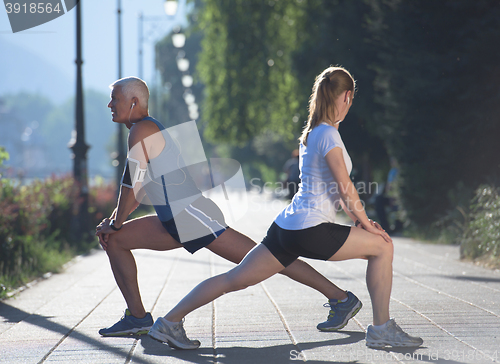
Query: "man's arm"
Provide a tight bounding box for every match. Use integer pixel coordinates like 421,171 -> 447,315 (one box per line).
95,122 -> 152,248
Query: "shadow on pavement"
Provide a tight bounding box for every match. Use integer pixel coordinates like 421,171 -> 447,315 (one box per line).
139,331 -> 366,364
371,346 -> 468,364
0,302 -> 152,364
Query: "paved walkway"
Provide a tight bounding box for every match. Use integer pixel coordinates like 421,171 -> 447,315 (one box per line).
1,193 -> 500,363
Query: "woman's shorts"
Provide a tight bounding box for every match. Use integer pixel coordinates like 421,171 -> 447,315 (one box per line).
262,222 -> 351,267
161,196 -> 228,254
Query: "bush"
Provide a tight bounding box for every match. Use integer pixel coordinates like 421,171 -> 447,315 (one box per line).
459,185 -> 500,266
0,175 -> 116,298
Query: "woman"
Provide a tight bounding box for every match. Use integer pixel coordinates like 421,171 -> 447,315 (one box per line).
148,66 -> 423,349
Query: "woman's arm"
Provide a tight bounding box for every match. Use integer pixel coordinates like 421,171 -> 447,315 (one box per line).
326,147 -> 391,242
339,199 -> 358,224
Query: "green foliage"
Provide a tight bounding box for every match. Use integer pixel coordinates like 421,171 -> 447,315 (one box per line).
0,176 -> 116,298
367,0 -> 500,226
156,27 -> 204,127
157,0 -> 389,187
198,0 -> 303,144
165,0 -> 500,242
459,185 -> 500,262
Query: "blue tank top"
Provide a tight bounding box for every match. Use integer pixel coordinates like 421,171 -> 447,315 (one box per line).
140,117 -> 202,221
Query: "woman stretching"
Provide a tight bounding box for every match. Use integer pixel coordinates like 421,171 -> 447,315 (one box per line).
148,66 -> 423,350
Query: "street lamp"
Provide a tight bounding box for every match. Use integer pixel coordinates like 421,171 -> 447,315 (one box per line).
164,0 -> 178,16
176,57 -> 189,72
183,91 -> 195,105
137,1 -> 180,124
115,0 -> 126,191
69,0 -> 90,241
138,0 -> 180,81
172,32 -> 186,48
181,75 -> 193,88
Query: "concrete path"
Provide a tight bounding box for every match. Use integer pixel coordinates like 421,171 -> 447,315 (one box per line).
1,192 -> 500,363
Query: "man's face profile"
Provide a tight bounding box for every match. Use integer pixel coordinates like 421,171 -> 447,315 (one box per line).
107,87 -> 128,123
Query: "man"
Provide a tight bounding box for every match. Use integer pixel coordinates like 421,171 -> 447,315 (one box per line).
95,76 -> 362,337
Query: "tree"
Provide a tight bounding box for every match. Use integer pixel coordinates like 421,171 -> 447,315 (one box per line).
197,0 -> 303,144
367,0 -> 500,226
194,0 -> 388,183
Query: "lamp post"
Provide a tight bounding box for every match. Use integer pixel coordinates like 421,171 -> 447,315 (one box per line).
138,0 -> 180,80
137,1 -> 180,123
115,0 -> 126,190
171,29 -> 199,120
68,0 -> 90,241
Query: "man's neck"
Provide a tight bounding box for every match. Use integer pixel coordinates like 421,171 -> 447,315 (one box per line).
126,112 -> 150,129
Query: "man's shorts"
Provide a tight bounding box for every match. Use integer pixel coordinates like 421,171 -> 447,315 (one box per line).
161,195 -> 228,254
261,221 -> 351,267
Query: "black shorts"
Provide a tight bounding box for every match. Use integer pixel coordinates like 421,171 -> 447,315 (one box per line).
161,196 -> 228,254
261,222 -> 351,267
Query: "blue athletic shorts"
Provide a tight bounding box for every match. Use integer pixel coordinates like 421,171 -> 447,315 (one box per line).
261,222 -> 351,267
161,196 -> 228,254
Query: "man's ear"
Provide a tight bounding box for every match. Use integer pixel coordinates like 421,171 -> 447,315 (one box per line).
131,97 -> 139,108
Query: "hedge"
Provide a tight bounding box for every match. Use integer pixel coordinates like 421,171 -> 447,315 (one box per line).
0,175 -> 116,298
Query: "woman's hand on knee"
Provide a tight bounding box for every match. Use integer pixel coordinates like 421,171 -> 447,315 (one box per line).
361,222 -> 392,243
370,219 -> 384,231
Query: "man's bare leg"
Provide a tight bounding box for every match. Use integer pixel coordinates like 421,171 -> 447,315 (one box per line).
104,215 -> 183,318
206,228 -> 347,300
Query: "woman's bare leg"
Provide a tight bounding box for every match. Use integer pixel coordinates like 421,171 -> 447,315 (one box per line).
165,244 -> 284,322
329,227 -> 394,325
207,228 -> 348,301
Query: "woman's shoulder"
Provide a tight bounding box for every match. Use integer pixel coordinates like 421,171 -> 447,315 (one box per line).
311,123 -> 341,140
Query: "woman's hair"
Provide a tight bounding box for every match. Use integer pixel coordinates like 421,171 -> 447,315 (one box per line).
299,66 -> 355,146
110,77 -> 149,109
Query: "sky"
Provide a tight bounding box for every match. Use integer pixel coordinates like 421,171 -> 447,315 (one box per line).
0,0 -> 188,103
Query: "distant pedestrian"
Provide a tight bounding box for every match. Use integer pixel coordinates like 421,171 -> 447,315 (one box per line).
375,157 -> 402,232
282,149 -> 300,199
149,66 -> 423,350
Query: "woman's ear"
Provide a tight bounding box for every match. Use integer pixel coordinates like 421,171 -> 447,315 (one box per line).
345,90 -> 352,103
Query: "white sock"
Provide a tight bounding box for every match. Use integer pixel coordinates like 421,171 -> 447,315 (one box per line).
371,320 -> 390,331
163,317 -> 180,324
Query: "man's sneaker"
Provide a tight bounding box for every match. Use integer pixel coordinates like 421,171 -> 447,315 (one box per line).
148,317 -> 200,350
366,319 -> 423,348
99,309 -> 153,336
317,291 -> 362,331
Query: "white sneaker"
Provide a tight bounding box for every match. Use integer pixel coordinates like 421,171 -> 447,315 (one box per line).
148,317 -> 200,350
366,319 -> 423,348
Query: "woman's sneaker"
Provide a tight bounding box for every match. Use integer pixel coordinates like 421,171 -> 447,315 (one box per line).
99,309 -> 153,336
148,317 -> 200,350
366,319 -> 423,348
317,291 -> 362,331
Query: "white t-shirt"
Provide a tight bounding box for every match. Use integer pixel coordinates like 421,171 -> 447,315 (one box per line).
275,122 -> 352,230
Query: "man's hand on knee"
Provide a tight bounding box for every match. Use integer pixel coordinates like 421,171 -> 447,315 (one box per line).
96,218 -> 114,250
